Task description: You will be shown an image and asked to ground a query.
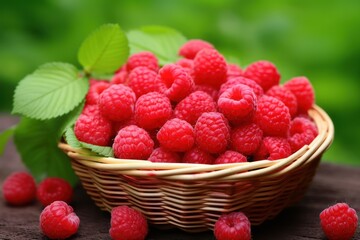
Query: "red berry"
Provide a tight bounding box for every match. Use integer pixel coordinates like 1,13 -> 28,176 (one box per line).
37,177 -> 73,207
113,125 -> 154,159
2,172 -> 36,206
110,206 -> 148,240
214,212 -> 251,240
320,203 -> 358,240
195,112 -> 230,154
231,123 -> 263,156
98,84 -> 136,122
128,67 -> 165,98
134,92 -> 172,130
157,118 -> 195,152
227,63 -> 243,79
284,76 -> 315,114
219,77 -> 264,98
176,58 -> 194,71
266,85 -> 298,118
111,71 -> 128,85
193,49 -> 227,89
40,201 -> 80,239
244,60 -> 280,91
215,151 -> 247,164
193,84 -> 219,101
182,147 -> 215,164
85,81 -> 110,105
178,39 -> 214,59
288,117 -> 318,152
148,147 -> 181,163
126,51 -> 159,72
255,96 -> 291,137
254,137 -> 292,161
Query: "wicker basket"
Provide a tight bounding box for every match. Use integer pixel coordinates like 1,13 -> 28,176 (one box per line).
59,105 -> 334,232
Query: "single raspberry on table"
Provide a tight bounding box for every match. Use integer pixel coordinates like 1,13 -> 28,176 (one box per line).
244,60 -> 280,91
178,39 -> 214,59
174,91 -> 217,125
40,201 -> 80,239
148,147 -> 181,163
126,51 -> 159,72
320,203 -> 358,240
113,125 -> 154,160
254,137 -> 292,161
214,151 -> 247,164
182,147 -> 215,164
98,84 -> 136,122
288,117 -> 318,152
85,81 -> 110,105
284,76 -> 315,114
193,48 -> 227,89
128,67 -> 165,98
157,118 -> 195,152
219,76 -> 264,98
37,177 -> 73,207
266,85 -> 298,118
227,63 -> 243,79
157,64 -> 194,102
255,95 -> 291,137
2,172 -> 36,206
231,123 -> 263,156
214,212 -> 251,240
110,206 -> 148,240
195,112 -> 230,154
134,92 -> 172,130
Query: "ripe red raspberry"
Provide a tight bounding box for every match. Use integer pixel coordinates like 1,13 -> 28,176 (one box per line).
214,212 -> 251,240
37,177 -> 73,207
112,116 -> 136,136
74,107 -> 112,146
284,76 -> 315,114
193,48 -> 227,89
126,51 -> 159,72
148,147 -> 181,163
288,117 -> 318,152
85,81 -> 110,105
182,147 -> 215,164
255,96 -> 291,137
244,60 -> 280,91
266,85 -> 298,118
320,203 -> 358,240
227,63 -> 243,78
157,118 -> 195,152
157,64 -> 194,102
193,84 -> 219,101
2,172 -> 36,206
40,201 -> 80,239
254,137 -> 292,161
218,84 -> 257,123
174,91 -> 217,125
134,92 -> 172,130
109,206 -> 148,240
176,58 -> 193,71
214,151 -> 247,164
113,125 -> 154,159
178,39 -> 214,59
111,71 -> 128,85
128,67 -> 165,98
98,84 -> 136,122
219,77 -> 264,98
195,112 -> 230,154
231,123 -> 263,156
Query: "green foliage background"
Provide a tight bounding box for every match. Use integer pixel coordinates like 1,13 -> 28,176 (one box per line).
1,0 -> 359,165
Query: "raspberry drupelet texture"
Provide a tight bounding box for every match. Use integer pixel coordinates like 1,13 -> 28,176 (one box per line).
219,77 -> 264,98
320,203 -> 358,240
2,172 -> 36,206
148,147 -> 181,163
109,206 -> 148,240
193,48 -> 227,88
98,84 -> 136,122
37,177 -> 73,207
255,95 -> 291,137
266,85 -> 298,118
174,91 -> 217,125
244,60 -> 280,91
178,39 -> 214,59
113,125 -> 154,159
218,84 -> 257,123
40,201 -> 80,240
134,92 -> 172,130
284,76 -> 315,114
157,64 -> 194,102
182,147 -> 215,164
254,137 -> 292,161
85,81 -> 110,105
227,63 -> 243,79
288,117 -> 318,152
157,118 -> 195,152
214,212 -> 251,240
214,151 -> 248,164
195,112 -> 230,154
128,67 -> 164,98
111,71 -> 128,85
126,51 -> 159,72
193,84 -> 219,101
231,123 -> 263,156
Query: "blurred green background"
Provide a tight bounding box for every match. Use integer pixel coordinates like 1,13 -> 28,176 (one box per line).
1,0 -> 359,165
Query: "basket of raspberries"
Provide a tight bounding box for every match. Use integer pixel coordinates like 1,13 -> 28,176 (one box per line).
59,38 -> 334,233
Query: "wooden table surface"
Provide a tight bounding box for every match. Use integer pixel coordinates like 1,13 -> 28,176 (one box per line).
1,115 -> 359,240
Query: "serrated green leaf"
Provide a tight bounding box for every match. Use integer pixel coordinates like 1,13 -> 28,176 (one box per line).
127,25 -> 187,65
64,127 -> 81,148
12,62 -> 89,120
78,23 -> 129,74
80,142 -> 114,157
0,126 -> 16,156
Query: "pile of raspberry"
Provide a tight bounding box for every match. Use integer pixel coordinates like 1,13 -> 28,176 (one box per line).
75,39 -> 318,164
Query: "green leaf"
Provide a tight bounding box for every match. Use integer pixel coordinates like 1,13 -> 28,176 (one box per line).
78,23 -> 129,74
80,142 -> 114,157
64,127 -> 81,148
12,62 -> 89,120
127,25 -> 187,65
0,126 -> 16,156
